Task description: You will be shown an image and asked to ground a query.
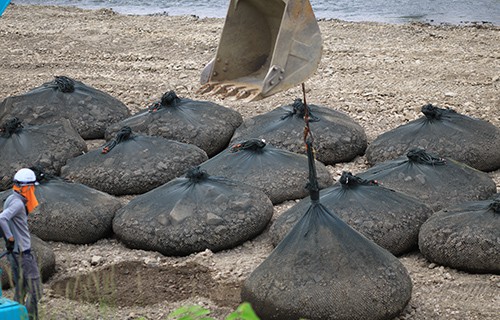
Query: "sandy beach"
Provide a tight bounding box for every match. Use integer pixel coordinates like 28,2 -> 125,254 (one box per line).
0,4 -> 499,320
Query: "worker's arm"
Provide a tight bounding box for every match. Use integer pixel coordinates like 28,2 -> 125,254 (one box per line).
0,198 -> 24,240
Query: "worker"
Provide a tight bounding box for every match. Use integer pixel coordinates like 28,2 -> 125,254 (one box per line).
0,168 -> 42,320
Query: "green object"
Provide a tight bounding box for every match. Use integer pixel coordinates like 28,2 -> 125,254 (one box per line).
226,302 -> 260,320
167,305 -> 213,320
167,303 -> 260,320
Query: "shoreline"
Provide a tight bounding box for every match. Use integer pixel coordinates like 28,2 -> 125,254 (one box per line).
7,2 -> 500,26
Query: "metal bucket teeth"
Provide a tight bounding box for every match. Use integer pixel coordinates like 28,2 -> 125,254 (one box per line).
198,82 -> 260,101
224,85 -> 241,97
234,88 -> 259,101
197,83 -> 215,95
211,84 -> 231,95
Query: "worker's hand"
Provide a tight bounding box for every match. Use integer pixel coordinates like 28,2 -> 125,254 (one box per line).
6,238 -> 15,252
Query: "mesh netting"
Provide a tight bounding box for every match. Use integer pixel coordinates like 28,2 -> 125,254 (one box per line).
418,199 -> 500,274
358,148 -> 497,211
366,104 -> 500,172
198,139 -> 333,204
0,117 -> 87,190
17,167 -> 124,244
271,171 -> 433,255
112,167 -> 273,256
242,201 -> 412,320
0,76 -> 130,139
104,91 -> 243,156
230,98 -> 367,165
61,128 -> 208,195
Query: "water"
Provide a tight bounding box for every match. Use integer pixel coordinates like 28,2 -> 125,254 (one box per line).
10,0 -> 500,25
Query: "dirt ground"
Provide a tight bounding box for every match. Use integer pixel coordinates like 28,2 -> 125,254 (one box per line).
0,4 -> 499,320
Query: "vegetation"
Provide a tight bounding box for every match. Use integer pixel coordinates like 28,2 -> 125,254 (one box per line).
166,302 -> 259,320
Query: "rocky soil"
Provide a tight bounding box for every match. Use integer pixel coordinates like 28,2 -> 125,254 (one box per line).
0,4 -> 499,320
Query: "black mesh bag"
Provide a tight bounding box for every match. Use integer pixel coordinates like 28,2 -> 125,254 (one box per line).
0,76 -> 130,139
4,167 -> 124,244
366,104 -> 500,171
198,139 -> 333,204
230,98 -> 367,165
270,171 -> 433,255
0,117 -> 87,190
104,91 -> 243,156
242,202 -> 412,320
358,148 -> 497,212
112,167 -> 273,256
61,126 -> 208,195
419,199 -> 500,274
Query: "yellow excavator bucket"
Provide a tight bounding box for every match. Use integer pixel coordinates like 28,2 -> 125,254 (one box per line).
198,0 -> 322,102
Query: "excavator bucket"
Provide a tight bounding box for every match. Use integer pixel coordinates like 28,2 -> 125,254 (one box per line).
198,0 -> 322,102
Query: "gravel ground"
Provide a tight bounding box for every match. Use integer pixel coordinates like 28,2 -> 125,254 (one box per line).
0,4 -> 499,320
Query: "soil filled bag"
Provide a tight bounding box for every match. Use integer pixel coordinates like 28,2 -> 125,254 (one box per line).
230,98 -> 367,165
366,104 -> 500,171
242,200 -> 412,320
61,126 -> 208,195
198,139 -> 333,204
0,117 -> 87,190
419,199 -> 500,274
105,91 -> 243,157
0,76 -> 130,139
270,171 -> 433,255
0,167 -> 124,244
358,148 -> 497,212
112,167 -> 273,256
